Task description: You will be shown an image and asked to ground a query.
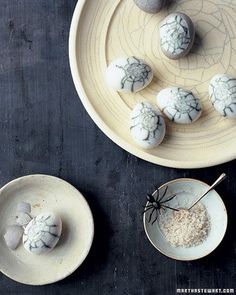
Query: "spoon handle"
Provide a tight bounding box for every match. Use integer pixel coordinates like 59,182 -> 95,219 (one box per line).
188,173 -> 227,210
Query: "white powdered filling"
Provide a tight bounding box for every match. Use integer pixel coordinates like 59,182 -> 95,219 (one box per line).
159,203 -> 210,248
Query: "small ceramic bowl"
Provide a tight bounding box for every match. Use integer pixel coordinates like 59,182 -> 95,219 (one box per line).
0,175 -> 94,285
143,178 -> 227,261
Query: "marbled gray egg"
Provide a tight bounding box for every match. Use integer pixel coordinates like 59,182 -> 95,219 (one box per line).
209,74 -> 236,118
106,56 -> 153,93
133,0 -> 166,13
156,87 -> 202,124
23,212 -> 62,255
130,101 -> 166,149
160,13 -> 195,59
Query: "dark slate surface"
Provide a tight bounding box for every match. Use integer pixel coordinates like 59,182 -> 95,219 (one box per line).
0,1 -> 235,294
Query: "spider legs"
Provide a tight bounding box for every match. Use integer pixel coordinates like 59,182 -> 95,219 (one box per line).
151,210 -> 159,225
158,186 -> 168,202
131,56 -> 141,65
143,205 -> 153,213
131,81 -> 135,92
120,76 -> 128,90
162,204 -> 179,211
161,194 -> 176,204
148,208 -> 156,223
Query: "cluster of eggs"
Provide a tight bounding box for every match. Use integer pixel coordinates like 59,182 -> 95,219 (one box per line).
4,201 -> 62,255
105,0 -> 236,149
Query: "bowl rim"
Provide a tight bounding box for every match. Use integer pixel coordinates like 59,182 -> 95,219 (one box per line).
0,174 -> 94,285
143,177 -> 228,261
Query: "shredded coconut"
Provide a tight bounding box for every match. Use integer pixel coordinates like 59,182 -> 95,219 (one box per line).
159,202 -> 210,248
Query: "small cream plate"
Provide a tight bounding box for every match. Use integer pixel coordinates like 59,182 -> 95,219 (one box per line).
0,174 -> 94,285
143,178 -> 227,261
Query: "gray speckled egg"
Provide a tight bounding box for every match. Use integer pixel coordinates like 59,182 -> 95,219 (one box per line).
106,57 -> 153,93
160,13 -> 195,59
209,74 -> 236,118
156,87 -> 202,124
133,0 -> 166,13
130,102 -> 166,149
23,212 -> 62,255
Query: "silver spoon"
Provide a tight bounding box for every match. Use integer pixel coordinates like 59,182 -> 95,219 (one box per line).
188,173 -> 227,210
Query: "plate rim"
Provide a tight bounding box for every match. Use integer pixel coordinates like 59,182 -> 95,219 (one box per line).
0,174 -> 94,285
68,0 -> 236,169
143,178 -> 228,261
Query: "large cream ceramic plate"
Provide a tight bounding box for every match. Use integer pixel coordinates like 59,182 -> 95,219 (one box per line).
0,175 -> 94,285
69,0 -> 236,168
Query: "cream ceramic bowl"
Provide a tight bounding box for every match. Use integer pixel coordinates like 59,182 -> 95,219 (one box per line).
143,178 -> 227,261
0,175 -> 94,285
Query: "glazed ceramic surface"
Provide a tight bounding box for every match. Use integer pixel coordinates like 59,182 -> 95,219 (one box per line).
106,56 -> 153,93
0,175 -> 94,285
69,0 -> 236,168
156,87 -> 202,124
143,178 -> 227,261
209,74 -> 236,118
133,0 -> 166,14
130,101 -> 166,148
23,212 -> 62,255
160,12 -> 195,59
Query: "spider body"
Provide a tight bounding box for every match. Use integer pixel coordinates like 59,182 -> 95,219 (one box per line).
144,186 -> 178,225
115,57 -> 153,92
106,56 -> 153,93
209,74 -> 236,118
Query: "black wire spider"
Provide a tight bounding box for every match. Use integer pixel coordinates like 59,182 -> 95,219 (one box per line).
144,186 -> 178,225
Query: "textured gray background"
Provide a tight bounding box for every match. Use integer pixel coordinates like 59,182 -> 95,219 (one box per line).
0,1 -> 236,294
